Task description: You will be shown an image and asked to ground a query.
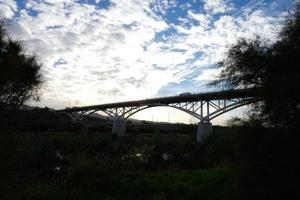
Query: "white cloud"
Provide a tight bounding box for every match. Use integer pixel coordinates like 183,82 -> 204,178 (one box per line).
202,0 -> 234,15
0,0 -> 17,18
3,0 -> 175,107
195,68 -> 221,81
171,9 -> 284,82
187,10 -> 211,29
1,0 -> 287,124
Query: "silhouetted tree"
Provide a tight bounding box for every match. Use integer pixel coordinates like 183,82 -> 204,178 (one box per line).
213,4 -> 300,129
0,23 -> 42,110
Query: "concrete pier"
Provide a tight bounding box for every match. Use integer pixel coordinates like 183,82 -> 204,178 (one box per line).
196,122 -> 212,142
112,119 -> 126,136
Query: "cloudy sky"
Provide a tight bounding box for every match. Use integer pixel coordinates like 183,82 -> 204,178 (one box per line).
0,0 -> 295,124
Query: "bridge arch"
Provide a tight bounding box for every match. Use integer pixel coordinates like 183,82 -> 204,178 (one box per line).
86,109 -> 116,120
123,104 -> 203,121
208,98 -> 261,120
55,88 -> 262,141
56,109 -> 116,122
121,98 -> 260,122
56,111 -> 81,122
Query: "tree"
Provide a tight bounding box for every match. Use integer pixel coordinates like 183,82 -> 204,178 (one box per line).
212,4 -> 300,129
0,22 -> 43,112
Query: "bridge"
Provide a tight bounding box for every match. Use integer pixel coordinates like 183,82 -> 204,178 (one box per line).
57,88 -> 262,142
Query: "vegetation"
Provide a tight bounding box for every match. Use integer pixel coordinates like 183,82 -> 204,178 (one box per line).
1,125 -> 298,200
0,130 -> 239,200
213,4 -> 300,129
210,4 -> 300,200
0,22 -> 43,126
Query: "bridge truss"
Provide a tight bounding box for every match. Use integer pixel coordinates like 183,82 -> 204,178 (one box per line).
58,89 -> 261,123
56,88 -> 262,141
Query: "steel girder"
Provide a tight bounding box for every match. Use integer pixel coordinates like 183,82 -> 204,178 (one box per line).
59,96 -> 261,123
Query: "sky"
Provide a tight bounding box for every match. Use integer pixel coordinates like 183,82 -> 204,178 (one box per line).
0,0 -> 295,124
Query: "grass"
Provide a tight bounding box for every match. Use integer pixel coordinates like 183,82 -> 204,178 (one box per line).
6,168 -> 239,200
3,127 -> 296,200
0,131 -> 240,200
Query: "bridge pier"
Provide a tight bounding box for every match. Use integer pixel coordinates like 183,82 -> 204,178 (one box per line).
112,118 -> 126,136
196,122 -> 212,142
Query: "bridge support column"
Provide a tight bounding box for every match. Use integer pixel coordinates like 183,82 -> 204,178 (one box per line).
196,122 -> 212,142
112,119 -> 126,136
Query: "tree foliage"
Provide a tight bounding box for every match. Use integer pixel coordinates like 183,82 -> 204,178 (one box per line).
0,23 -> 42,110
213,4 -> 300,129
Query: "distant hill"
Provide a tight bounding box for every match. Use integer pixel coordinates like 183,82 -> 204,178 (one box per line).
3,106 -> 199,135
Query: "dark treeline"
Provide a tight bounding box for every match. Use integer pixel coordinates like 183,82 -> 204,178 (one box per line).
212,3 -> 300,129
0,21 -> 42,130
210,3 -> 300,199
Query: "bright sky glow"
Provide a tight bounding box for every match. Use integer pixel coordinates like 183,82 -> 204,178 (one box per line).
0,0 -> 294,124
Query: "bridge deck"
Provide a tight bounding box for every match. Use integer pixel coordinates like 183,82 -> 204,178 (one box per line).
57,88 -> 261,112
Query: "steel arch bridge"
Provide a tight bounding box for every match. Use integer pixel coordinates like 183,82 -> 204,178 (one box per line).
56,88 -> 262,141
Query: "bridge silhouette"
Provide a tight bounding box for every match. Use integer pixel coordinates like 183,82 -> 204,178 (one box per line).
57,88 -> 262,141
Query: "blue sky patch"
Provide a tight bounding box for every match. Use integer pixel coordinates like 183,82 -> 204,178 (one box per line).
54,58 -> 68,68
